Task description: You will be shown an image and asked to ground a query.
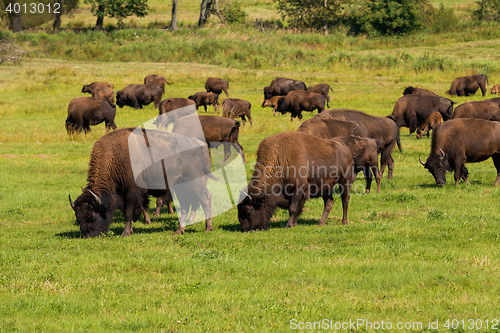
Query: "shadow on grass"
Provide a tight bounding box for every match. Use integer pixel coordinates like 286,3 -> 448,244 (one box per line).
218,217 -> 322,232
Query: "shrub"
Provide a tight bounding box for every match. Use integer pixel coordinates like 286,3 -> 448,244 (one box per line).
219,1 -> 247,25
431,4 -> 459,33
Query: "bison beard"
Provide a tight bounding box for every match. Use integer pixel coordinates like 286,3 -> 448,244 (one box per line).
237,131 -> 354,231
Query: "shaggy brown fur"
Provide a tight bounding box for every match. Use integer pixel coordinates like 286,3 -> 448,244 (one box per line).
416,112 -> 443,139
116,84 -> 163,109
188,92 -> 220,114
261,96 -> 283,116
307,83 -> 333,107
144,74 -> 170,93
65,97 -> 117,134
277,90 -> 326,120
263,77 -> 306,100
222,98 -> 253,127
205,77 -> 229,97
446,74 -> 488,97
91,87 -> 115,107
452,100 -> 500,121
82,82 -> 114,94
298,117 -> 370,139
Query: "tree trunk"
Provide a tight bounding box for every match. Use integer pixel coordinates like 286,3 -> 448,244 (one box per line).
53,0 -> 62,32
170,0 -> 179,30
95,5 -> 104,30
198,0 -> 214,27
322,0 -> 327,35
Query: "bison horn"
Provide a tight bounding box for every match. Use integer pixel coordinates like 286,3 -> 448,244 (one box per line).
87,189 -> 102,206
419,157 -> 425,166
240,190 -> 252,201
439,149 -> 446,160
69,194 -> 75,210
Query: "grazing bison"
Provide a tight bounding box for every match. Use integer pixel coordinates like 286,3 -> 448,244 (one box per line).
331,136 -> 381,194
188,92 -> 220,114
144,74 -> 170,93
205,77 -> 229,97
402,86 -> 438,96
491,84 -> 500,94
262,96 -> 284,116
389,95 -> 454,135
263,77 -> 307,100
116,84 -> 163,109
452,100 -> 500,121
91,87 -> 115,108
298,117 -> 370,139
307,84 -> 333,107
69,128 -> 216,237
222,98 -> 253,127
81,82 -> 114,94
420,118 -> 500,186
446,74 -> 488,97
155,98 -> 197,128
277,90 -> 326,120
319,109 -> 401,180
416,112 -> 443,139
65,97 -> 117,134
237,131 -> 354,231
146,189 -> 174,221
173,114 -> 246,164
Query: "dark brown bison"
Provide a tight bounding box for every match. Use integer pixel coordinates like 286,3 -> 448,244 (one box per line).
263,77 -> 307,100
116,84 -> 163,109
307,84 -> 333,107
446,74 -> 488,97
205,77 -> 229,97
491,84 -> 500,94
172,114 -> 246,164
81,82 -> 114,94
155,98 -> 197,128
420,118 -> 500,186
452,100 -> 500,121
237,131 -> 354,231
331,136 -> 381,194
144,74 -> 170,93
298,117 -> 370,139
416,111 -> 443,139
145,189 -> 174,221
65,97 -> 117,134
69,128 -> 216,237
277,90 -> 326,120
261,96 -> 283,116
188,92 -> 220,114
222,98 -> 253,127
91,87 -> 115,108
389,95 -> 454,135
402,86 -> 438,96
319,109 -> 401,180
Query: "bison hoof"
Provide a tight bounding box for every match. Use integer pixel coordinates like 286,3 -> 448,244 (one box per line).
173,228 -> 185,235
204,228 -> 213,233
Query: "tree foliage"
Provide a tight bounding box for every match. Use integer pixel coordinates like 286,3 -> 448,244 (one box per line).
275,0 -> 348,30
84,0 -> 148,29
474,0 -> 500,20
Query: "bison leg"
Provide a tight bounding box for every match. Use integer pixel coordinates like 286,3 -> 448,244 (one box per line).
142,207 -> 151,224
247,112 -> 253,127
363,165 -> 373,194
232,142 -> 246,164
240,115 -> 246,127
454,159 -> 468,185
273,106 -> 277,117
203,105 -> 208,113
286,186 -> 308,228
338,180 -> 352,225
318,195 -> 334,226
221,142 -> 232,165
492,154 -> 500,186
480,84 -> 487,97
380,149 -> 395,180
154,196 -> 164,217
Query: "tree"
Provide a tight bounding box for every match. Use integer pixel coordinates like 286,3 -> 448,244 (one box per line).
170,0 -> 179,30
198,0 -> 214,27
84,0 -> 148,29
53,0 -> 80,32
2,0 -> 24,32
474,0 -> 500,20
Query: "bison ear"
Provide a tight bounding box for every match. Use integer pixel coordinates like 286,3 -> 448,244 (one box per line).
69,194 -> 75,210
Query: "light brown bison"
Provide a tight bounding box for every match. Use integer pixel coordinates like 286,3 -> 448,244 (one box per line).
319,109 -> 401,180
446,74 -> 488,97
81,82 -> 114,94
491,84 -> 500,94
452,100 -> 500,121
402,86 -> 438,96
298,117 -> 370,139
307,84 -> 333,107
389,95 -> 454,135
420,118 -> 500,186
237,131 -> 354,231
222,98 -> 253,127
144,74 -> 170,93
205,77 -> 229,97
116,84 -> 163,109
416,111 -> 443,139
277,90 -> 326,120
263,77 -> 306,100
188,92 -> 220,114
91,87 -> 115,107
261,95 -> 284,116
65,97 -> 117,134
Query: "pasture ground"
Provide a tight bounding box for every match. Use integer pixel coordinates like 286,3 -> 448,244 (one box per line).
1,26 -> 500,331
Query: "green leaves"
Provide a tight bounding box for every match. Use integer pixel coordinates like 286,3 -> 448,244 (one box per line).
84,0 -> 148,28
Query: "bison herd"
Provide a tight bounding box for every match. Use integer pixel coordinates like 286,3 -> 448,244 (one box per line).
69,73 -> 500,237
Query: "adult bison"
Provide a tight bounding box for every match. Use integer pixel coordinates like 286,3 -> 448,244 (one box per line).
420,118 -> 500,186
205,77 -> 229,97
116,84 -> 163,109
319,109 -> 401,180
389,95 -> 454,135
416,111 -> 443,139
452,100 -> 500,121
81,82 -> 114,94
155,98 -> 197,128
69,128 -> 216,237
65,97 -> 117,134
402,86 -> 438,96
263,77 -> 306,100
307,84 -> 333,107
262,96 -> 283,116
446,74 -> 488,97
188,92 -> 220,114
277,90 -> 326,120
172,114 -> 246,164
297,117 -> 370,139
144,74 -> 170,93
237,131 -> 354,231
222,98 -> 253,126
91,87 -> 115,108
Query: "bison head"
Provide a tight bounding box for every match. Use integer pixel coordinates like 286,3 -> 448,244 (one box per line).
82,85 -> 92,94
116,91 -> 126,108
69,189 -> 110,238
263,86 -> 272,100
237,189 -> 271,231
420,149 -> 447,186
402,86 -> 415,95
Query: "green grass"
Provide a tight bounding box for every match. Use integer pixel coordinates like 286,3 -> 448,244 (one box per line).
2,32 -> 500,331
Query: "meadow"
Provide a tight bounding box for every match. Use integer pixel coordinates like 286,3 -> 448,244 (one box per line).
2,4 -> 500,331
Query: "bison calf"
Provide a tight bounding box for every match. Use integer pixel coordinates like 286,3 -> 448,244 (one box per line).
91,87 -> 115,108
188,92 -> 220,114
306,83 -> 333,107
416,111 -> 443,139
65,97 -> 117,134
491,84 -> 500,94
82,82 -> 114,94
262,96 -> 283,116
116,84 -> 163,109
222,98 -> 253,127
144,74 -> 170,94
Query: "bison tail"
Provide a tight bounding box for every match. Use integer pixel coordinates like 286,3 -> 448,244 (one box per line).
387,114 -> 396,122
328,84 -> 333,92
396,127 -> 402,153
204,164 -> 220,181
